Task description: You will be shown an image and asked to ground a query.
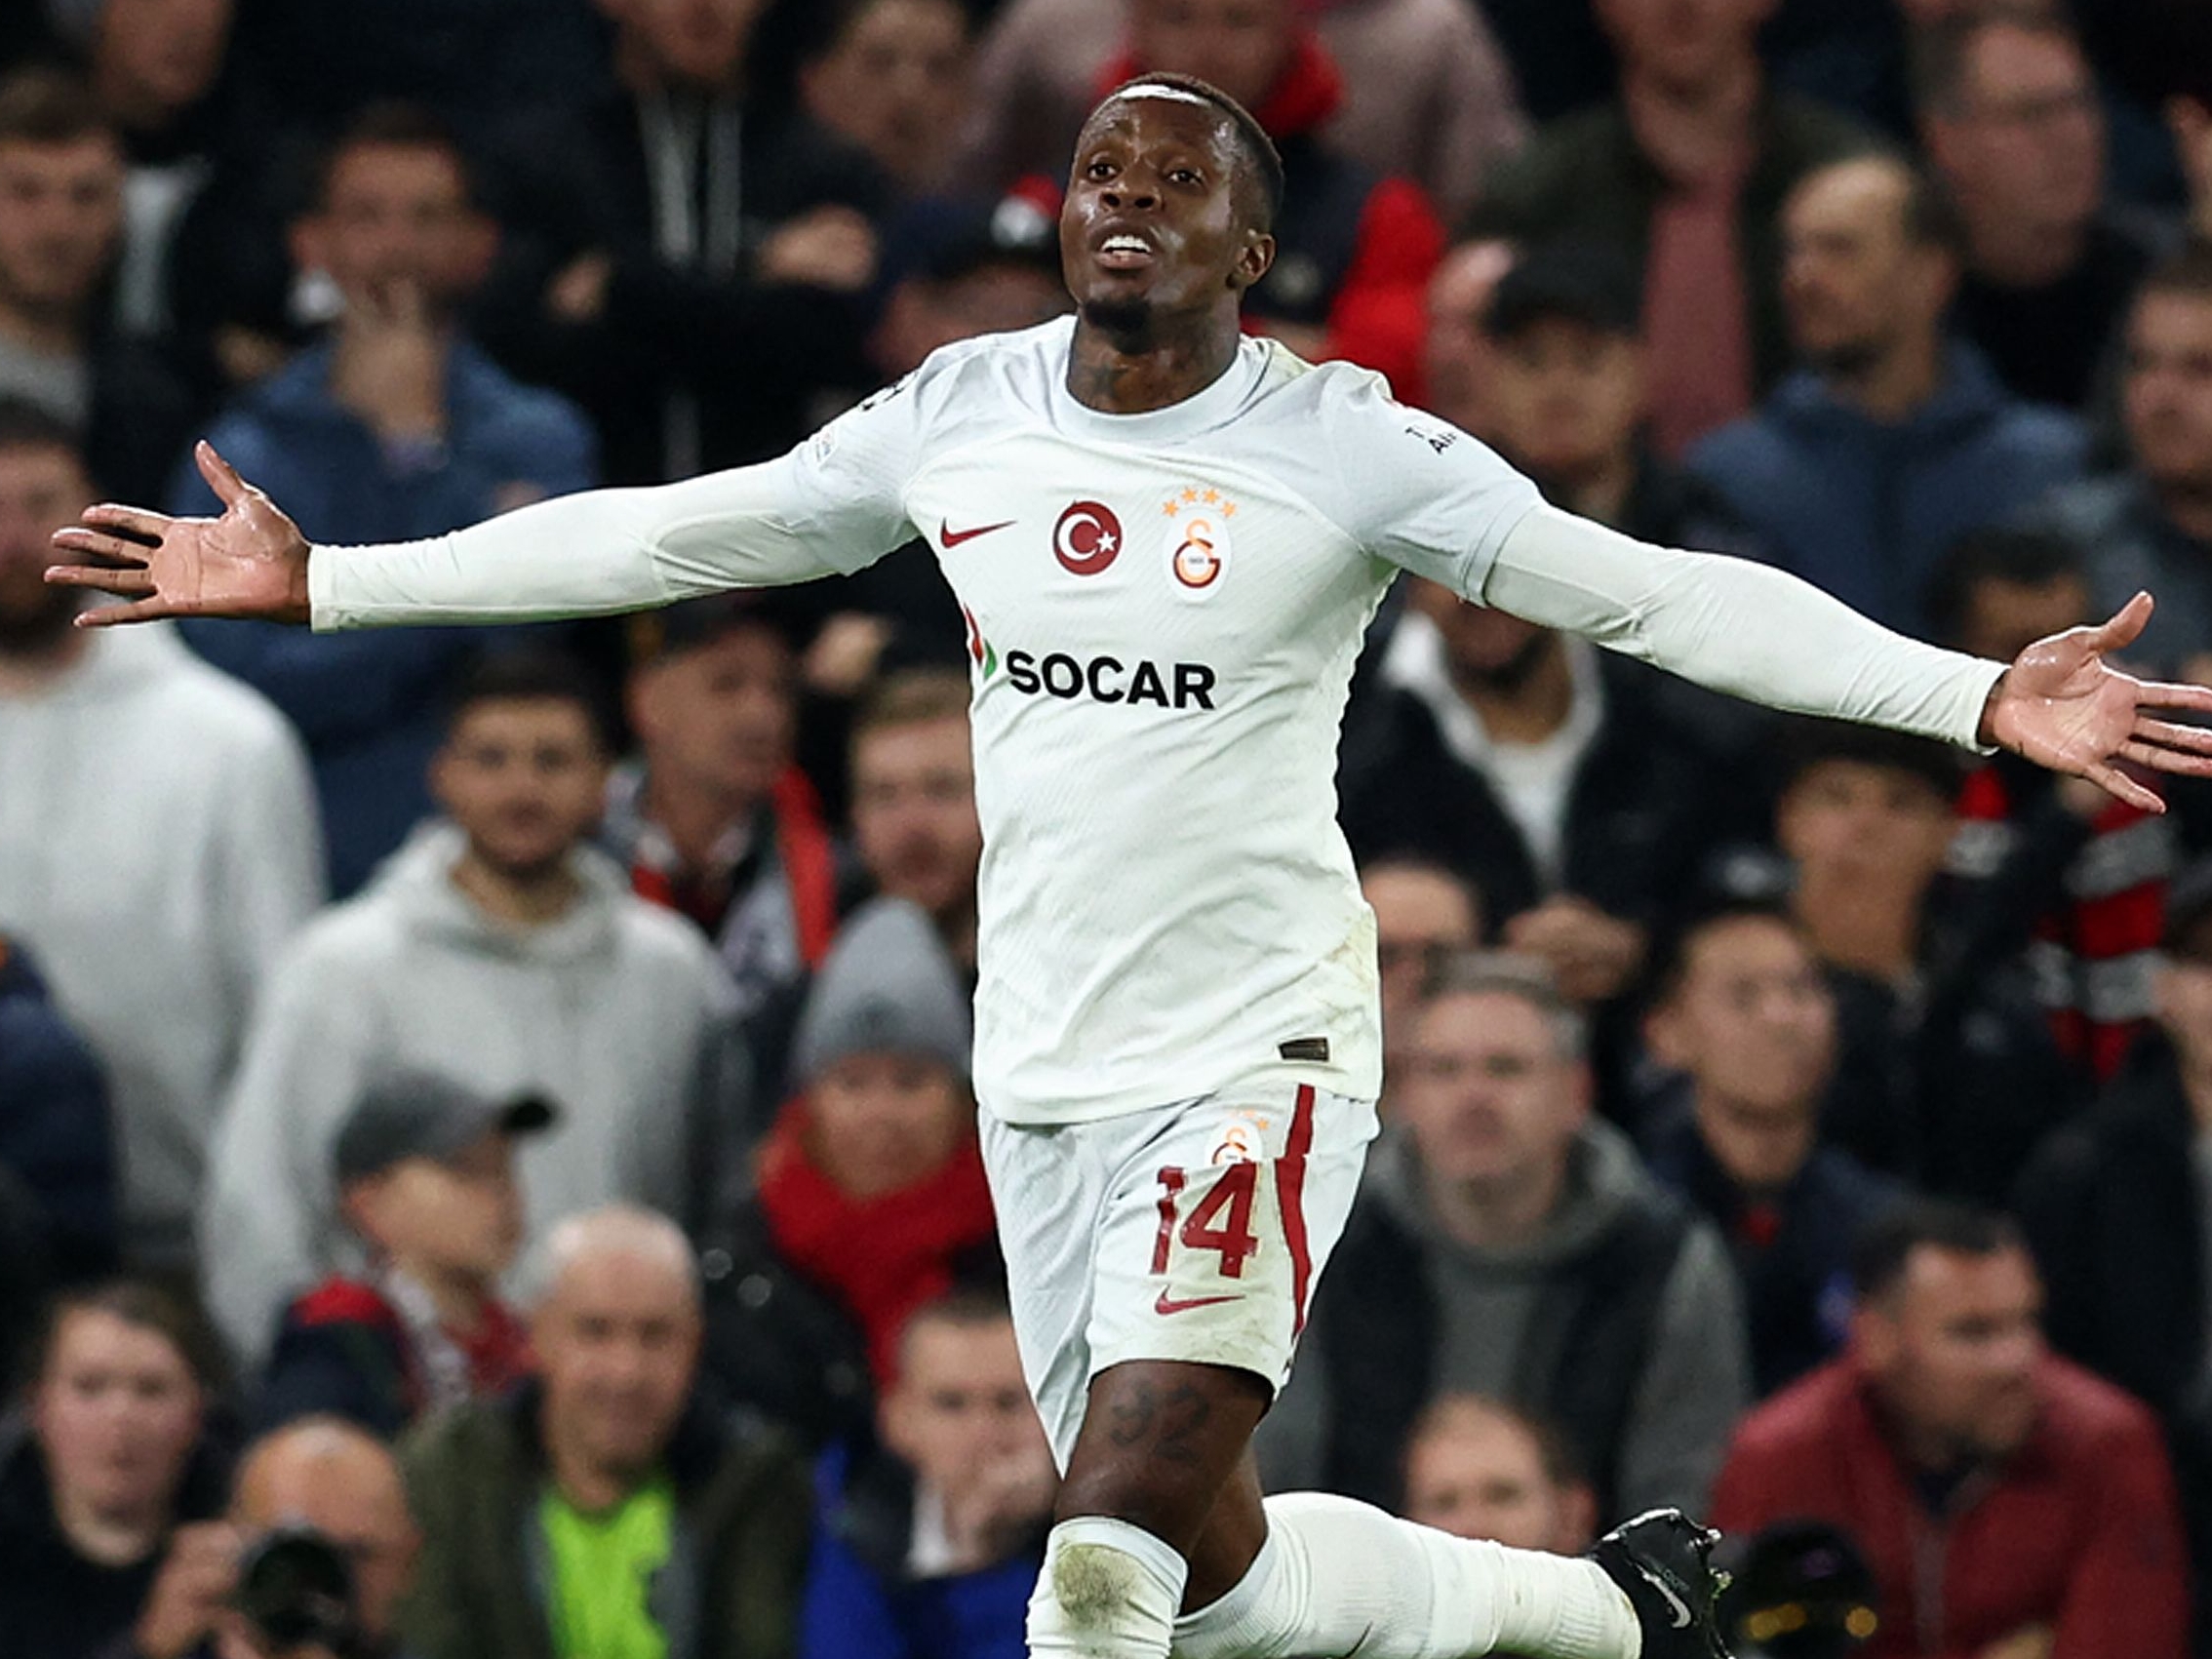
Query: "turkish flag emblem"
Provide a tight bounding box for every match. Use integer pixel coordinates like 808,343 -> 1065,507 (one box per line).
1052,500 -> 1124,576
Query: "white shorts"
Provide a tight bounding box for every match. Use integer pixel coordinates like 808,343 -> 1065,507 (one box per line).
981,1082 -> 1378,1469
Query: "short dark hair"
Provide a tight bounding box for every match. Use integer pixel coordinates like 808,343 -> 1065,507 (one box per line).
1923,526 -> 2087,650
0,66 -> 117,150
852,667 -> 972,746
1911,2 -> 2082,118
1644,894 -> 1814,1009
1850,1200 -> 2024,1302
24,1279 -> 226,1399
444,648 -> 610,744
1093,73 -> 1284,233
1775,717 -> 1964,803
0,396 -> 87,462
1482,242 -> 1641,343
312,100 -> 480,213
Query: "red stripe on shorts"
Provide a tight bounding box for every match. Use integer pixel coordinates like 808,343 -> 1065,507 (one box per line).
1278,1084 -> 1316,1336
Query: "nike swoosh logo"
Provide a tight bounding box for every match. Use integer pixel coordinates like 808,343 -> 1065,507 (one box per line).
1639,1566 -> 1696,1630
941,519 -> 1014,547
1154,1289 -> 1242,1317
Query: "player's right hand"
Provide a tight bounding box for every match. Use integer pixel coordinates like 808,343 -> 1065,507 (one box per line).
45,442 -> 313,627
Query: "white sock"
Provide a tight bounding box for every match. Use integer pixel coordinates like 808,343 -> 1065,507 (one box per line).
1030,1516 -> 1191,1658
1170,1492 -> 1641,1659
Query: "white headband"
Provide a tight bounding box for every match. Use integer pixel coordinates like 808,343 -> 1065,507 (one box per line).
1109,85 -> 1216,109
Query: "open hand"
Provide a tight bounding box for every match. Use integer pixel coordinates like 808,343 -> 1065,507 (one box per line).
1981,592 -> 2212,812
45,442 -> 312,627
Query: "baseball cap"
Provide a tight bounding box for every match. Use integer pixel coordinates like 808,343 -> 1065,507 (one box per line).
333,1071 -> 557,1183
880,192 -> 1060,293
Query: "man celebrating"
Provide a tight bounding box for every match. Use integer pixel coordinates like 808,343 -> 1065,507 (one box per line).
50,72 -> 2212,1659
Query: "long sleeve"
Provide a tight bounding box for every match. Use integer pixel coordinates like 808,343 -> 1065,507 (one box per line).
1481,504 -> 2006,749
308,378 -> 929,630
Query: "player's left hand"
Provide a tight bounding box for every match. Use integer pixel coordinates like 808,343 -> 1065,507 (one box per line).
1981,592 -> 2212,813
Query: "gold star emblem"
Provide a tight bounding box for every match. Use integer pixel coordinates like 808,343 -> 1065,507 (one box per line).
1222,501 -> 1238,519
1202,488 -> 1220,505
1181,487 -> 1200,504
1163,499 -> 1179,517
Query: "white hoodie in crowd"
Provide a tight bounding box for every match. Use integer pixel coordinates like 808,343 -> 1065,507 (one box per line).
200,819 -> 751,1363
0,621 -> 324,1265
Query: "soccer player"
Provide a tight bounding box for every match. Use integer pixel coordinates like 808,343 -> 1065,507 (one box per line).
49,74 -> 2212,1659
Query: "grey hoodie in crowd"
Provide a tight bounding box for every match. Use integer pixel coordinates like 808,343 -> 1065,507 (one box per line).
201,820 -> 751,1363
1260,1118 -> 1750,1519
0,622 -> 323,1266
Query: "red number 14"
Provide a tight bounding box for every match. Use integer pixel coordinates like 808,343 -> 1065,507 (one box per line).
1153,1163 -> 1262,1279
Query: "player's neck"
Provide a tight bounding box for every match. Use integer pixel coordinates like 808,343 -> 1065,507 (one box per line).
449,847 -> 582,928
1066,306 -> 1243,415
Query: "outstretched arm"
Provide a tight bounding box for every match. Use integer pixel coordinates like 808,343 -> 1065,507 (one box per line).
50,393 -> 923,628
1484,505 -> 2212,812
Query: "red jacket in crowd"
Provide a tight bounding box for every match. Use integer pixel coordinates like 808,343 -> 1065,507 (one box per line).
1711,1354 -> 2190,1659
1097,32 -> 1444,402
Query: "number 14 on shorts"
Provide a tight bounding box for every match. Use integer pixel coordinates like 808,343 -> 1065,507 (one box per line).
1152,1162 -> 1262,1310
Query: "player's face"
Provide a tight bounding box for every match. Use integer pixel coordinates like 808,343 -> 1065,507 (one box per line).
1858,1244 -> 2043,1461
883,1318 -> 1051,1504
1062,97 -> 1270,332
2124,292 -> 2212,493
852,715 -> 981,922
345,1133 -> 526,1284
33,1309 -> 205,1525
806,1051 -> 969,1201
629,625 -> 796,809
1398,990 -> 1588,1190
534,1250 -> 702,1476
1402,1406 -> 1586,1553
95,0 -> 234,116
1485,318 -> 1645,487
0,441 -> 95,646
801,0 -> 968,188
296,143 -> 489,314
1648,917 -> 1836,1126
433,698 -> 610,883
1128,0 -> 1295,114
1777,761 -> 1955,900
0,137 -> 126,316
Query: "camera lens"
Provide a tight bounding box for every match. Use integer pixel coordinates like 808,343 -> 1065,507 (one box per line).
231,1524 -> 359,1651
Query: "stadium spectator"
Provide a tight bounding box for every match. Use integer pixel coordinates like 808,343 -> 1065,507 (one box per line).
211,1416 -> 425,1659
0,931 -> 119,1297
1363,856 -> 1481,1109
1399,1394 -> 1597,1553
608,593 -> 843,1102
1769,722 -> 2079,1199
1340,574 -> 1745,1007
2034,244 -> 2212,676
1468,0 -> 1880,457
1639,899 -> 1904,1396
2176,89 -> 2212,243
0,400 -> 322,1270
1916,6 -> 2161,412
476,0 -> 884,484
1931,527 -> 2174,1081
170,103 -> 599,897
1690,154 -> 2086,634
257,1072 -> 545,1439
1477,242 -> 1763,554
1420,237 -> 1516,439
798,1286 -> 1055,1659
734,898 -> 994,1391
0,67 -> 197,503
850,670 -> 982,977
796,0 -> 974,200
399,1206 -> 812,1659
0,1283 -> 230,1659
1711,1202 -> 2192,1659
957,0 -> 1523,227
1105,0 -> 1447,398
2017,860 -> 2212,1635
1294,955 -> 1749,1519
868,194 -> 1070,383
201,652 -> 750,1364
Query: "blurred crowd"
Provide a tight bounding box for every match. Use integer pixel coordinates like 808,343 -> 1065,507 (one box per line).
3,0 -> 2212,1656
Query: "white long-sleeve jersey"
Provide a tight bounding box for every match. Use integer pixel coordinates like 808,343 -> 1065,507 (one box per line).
310,317 -> 2004,1123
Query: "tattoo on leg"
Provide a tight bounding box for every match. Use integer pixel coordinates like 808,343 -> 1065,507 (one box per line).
1106,1382 -> 1214,1467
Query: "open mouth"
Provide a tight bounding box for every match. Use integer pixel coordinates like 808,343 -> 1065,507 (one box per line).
1095,232 -> 1157,270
